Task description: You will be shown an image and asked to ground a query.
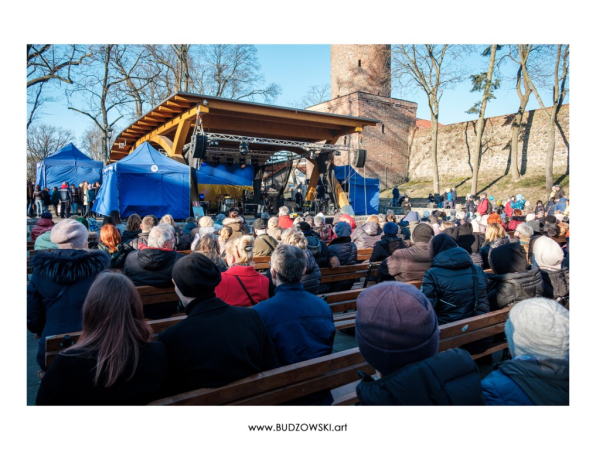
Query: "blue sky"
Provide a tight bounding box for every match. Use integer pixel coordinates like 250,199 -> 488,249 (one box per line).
33,44 -> 567,140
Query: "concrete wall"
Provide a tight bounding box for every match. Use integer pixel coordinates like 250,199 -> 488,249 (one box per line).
409,104 -> 570,180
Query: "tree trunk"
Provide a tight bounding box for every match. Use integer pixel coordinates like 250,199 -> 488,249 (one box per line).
430,113 -> 440,194
470,118 -> 484,195
510,115 -> 522,181
545,113 -> 556,195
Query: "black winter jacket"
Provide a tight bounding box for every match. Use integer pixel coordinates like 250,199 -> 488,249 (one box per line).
351,222 -> 383,249
379,242 -> 431,282
97,242 -> 134,269
479,236 -> 511,269
540,268 -> 569,299
370,235 -> 407,263
421,247 -> 490,325
121,229 -> 141,243
304,230 -> 330,268
357,349 -> 484,405
124,248 -> 185,319
487,267 -> 544,310
324,237 -> 358,292
27,250 -> 110,369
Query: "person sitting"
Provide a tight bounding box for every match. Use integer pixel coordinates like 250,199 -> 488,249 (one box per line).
514,222 -> 535,265
277,206 -> 294,229
275,228 -> 322,295
213,213 -> 226,232
486,242 -> 544,311
223,209 -> 248,238
338,213 -> 356,232
192,232 -> 228,273
129,215 -> 155,250
215,236 -> 270,307
160,214 -> 190,251
378,222 -> 433,283
31,212 -> 54,243
351,215 -> 383,250
158,253 -> 279,395
97,224 -> 134,269
370,222 -> 406,263
481,297 -> 569,405
478,223 -> 510,269
121,213 -> 142,243
507,209 -> 525,232
531,236 -> 569,299
355,282 -> 484,405
190,215 -> 217,251
297,221 -> 329,268
218,225 -> 233,257
252,218 -> 278,257
36,272 -> 168,405
399,211 -> 420,240
401,196 -> 412,214
253,244 -> 334,404
124,223 -> 185,319
321,222 -> 358,293
182,216 -> 197,236
456,222 -> 484,266
34,230 -> 58,250
27,219 -> 110,370
421,234 -> 490,325
266,216 -> 283,241
312,215 -> 333,243
109,210 -> 126,235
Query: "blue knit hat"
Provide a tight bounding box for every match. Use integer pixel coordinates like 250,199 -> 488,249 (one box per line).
383,222 -> 399,236
334,221 -> 351,237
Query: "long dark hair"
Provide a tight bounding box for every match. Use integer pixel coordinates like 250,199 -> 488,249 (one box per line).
66,271 -> 153,387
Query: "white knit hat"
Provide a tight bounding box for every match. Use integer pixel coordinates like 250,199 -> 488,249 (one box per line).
531,235 -> 564,271
505,297 -> 569,360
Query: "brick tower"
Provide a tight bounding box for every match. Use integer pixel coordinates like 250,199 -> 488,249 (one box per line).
331,45 -> 392,98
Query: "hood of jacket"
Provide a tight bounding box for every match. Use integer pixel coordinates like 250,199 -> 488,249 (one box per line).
136,248 -> 181,271
362,221 -> 382,236
30,249 -> 110,284
35,218 -> 55,228
222,217 -> 243,226
431,246 -> 473,270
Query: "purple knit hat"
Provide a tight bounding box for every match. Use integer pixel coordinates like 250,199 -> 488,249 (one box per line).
355,282 -> 439,376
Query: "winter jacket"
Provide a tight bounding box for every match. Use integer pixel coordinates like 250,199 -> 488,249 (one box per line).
58,188 -> 72,203
97,242 -> 134,269
158,296 -> 279,396
466,200 -> 477,214
369,235 -> 407,263
34,231 -> 58,250
215,264 -> 270,307
121,229 -> 141,244
222,217 -> 246,239
351,222 -> 383,250
304,230 -> 330,268
278,215 -> 294,229
554,198 -> 567,214
301,249 -> 322,295
129,231 -> 150,250
313,224 -> 334,243
253,234 -> 278,257
379,242 -> 431,283
534,205 -> 545,215
507,217 -> 525,232
182,222 -> 197,235
486,267 -> 544,310
324,237 -> 358,292
51,190 -> 60,205
505,201 -> 514,217
545,201 -> 557,216
267,226 -> 283,241
478,236 -> 511,269
27,249 -> 110,369
540,268 -> 569,299
31,218 -> 55,242
42,190 -> 51,206
482,357 -> 569,405
457,229 -> 485,267
123,248 -> 185,319
477,198 -> 490,216
421,247 -> 490,325
357,348 -> 484,405
36,342 -> 168,405
33,188 -> 44,202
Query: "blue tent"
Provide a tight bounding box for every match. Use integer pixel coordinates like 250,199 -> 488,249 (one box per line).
35,143 -> 103,189
93,142 -> 190,219
334,165 -> 379,215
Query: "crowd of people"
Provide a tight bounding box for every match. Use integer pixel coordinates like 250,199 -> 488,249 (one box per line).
27,188 -> 569,406
27,179 -> 101,220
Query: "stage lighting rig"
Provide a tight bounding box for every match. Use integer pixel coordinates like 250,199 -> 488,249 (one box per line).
239,142 -> 250,156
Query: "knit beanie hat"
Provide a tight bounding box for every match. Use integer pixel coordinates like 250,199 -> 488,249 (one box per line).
544,215 -> 557,224
356,282 -> 439,376
334,221 -> 351,237
505,297 -> 569,360
383,222 -> 399,236
50,219 -> 89,249
531,236 -> 564,271
41,212 -> 52,219
526,213 -> 536,222
173,253 -> 222,300
423,210 -> 431,218
489,242 -> 528,275
297,221 -> 312,233
411,223 -> 434,244
428,233 -> 458,259
75,217 -> 89,230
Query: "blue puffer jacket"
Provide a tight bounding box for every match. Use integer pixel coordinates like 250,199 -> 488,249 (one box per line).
27,249 -> 110,369
421,247 -> 490,325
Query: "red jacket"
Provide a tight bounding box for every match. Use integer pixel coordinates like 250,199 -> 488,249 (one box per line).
340,214 -> 356,231
507,219 -> 523,232
215,265 -> 270,307
505,201 -> 513,217
477,199 -> 489,216
31,218 -> 55,242
278,215 -> 294,229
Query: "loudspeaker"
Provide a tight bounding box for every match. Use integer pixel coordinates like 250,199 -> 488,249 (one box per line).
191,134 -> 208,159
244,203 -> 257,215
353,149 -> 367,168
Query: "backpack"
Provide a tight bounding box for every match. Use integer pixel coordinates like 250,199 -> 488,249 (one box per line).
305,234 -> 322,256
88,217 -> 99,232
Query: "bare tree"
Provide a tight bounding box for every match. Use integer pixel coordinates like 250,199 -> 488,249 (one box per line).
27,123 -> 75,179
288,84 -> 331,108
392,45 -> 469,194
79,126 -> 104,161
466,45 -> 501,195
523,45 -> 569,194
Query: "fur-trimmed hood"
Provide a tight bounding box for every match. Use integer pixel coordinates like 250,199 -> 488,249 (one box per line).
223,217 -> 243,226
29,249 -> 110,284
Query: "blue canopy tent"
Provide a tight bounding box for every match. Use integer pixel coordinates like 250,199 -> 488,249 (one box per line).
93,142 -> 190,219
333,165 -> 379,215
35,143 -> 103,189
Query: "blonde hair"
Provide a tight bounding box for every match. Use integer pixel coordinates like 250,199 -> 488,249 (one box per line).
367,215 -> 380,223
220,225 -> 233,241
160,214 -> 176,227
268,217 -> 279,228
281,228 -> 307,249
226,235 -> 255,264
484,223 -> 507,244
198,216 -> 213,228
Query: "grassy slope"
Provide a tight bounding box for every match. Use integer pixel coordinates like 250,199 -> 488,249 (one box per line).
380,173 -> 569,207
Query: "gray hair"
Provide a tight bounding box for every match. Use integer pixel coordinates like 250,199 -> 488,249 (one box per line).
271,244 -> 306,284
304,215 -> 314,225
148,223 -> 174,248
198,215 -> 213,228
281,228 -> 307,249
268,216 -> 279,227
314,215 -> 324,226
279,206 -> 290,216
516,223 -> 534,238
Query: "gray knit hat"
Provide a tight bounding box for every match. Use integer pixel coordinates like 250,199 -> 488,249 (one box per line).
50,219 -> 89,249
356,282 -> 439,376
505,297 -> 569,360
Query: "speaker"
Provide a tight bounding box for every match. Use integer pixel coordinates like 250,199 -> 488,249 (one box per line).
353,149 -> 367,168
191,134 -> 208,159
244,203 -> 257,215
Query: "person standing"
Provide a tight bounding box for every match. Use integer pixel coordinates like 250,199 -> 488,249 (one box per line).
392,185 -> 400,207
70,183 -> 79,215
294,188 -> 303,211
58,182 -> 72,219
33,185 -> 45,218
